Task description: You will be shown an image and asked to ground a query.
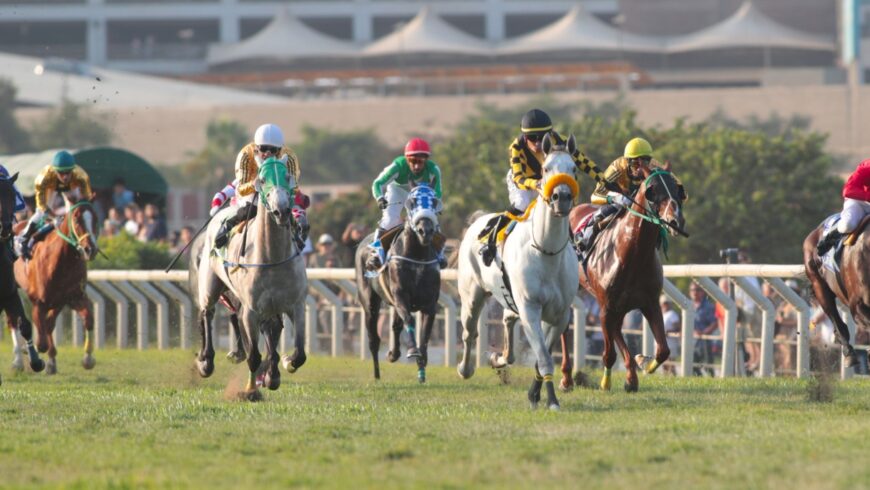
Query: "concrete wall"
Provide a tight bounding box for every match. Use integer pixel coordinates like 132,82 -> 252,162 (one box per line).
16,84 -> 869,168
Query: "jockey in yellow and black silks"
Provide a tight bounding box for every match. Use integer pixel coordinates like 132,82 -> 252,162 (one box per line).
477,108 -> 615,266
15,150 -> 93,259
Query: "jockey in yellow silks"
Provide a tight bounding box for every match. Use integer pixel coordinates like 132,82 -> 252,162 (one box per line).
15,150 -> 93,259
477,108 -> 614,266
212,123 -> 309,249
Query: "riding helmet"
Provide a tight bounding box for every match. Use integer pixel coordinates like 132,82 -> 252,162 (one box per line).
51,150 -> 76,171
624,137 -> 653,159
404,137 -> 431,157
521,109 -> 553,136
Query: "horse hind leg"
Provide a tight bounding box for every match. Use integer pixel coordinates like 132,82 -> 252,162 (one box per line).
226,312 -> 245,364
599,312 -> 618,391
7,300 -> 44,372
387,314 -> 403,363
43,307 -> 61,375
70,295 -> 95,370
613,329 -> 639,393
239,307 -> 262,397
282,301 -> 307,374
808,265 -> 858,367
635,303 -> 670,375
458,282 -> 487,380
559,331 -> 574,392
416,310 -> 437,384
10,320 -> 24,372
490,312 -> 517,370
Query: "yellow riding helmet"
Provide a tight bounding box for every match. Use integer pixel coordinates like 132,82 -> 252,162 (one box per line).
624,137 -> 653,159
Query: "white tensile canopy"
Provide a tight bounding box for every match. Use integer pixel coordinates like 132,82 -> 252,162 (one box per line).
206,8 -> 359,66
498,4 -> 664,56
666,1 -> 835,53
362,7 -> 491,58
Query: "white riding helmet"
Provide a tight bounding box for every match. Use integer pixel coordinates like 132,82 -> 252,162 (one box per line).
254,124 -> 284,148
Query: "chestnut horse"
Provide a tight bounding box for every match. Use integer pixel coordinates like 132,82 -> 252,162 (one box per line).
803,218 -> 870,368
567,167 -> 687,391
14,200 -> 99,375
0,174 -> 44,381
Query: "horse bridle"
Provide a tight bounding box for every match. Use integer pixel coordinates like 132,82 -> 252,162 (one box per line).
55,201 -> 97,255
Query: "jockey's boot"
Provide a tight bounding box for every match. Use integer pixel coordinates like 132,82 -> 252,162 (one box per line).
213,217 -> 236,249
366,228 -> 387,270
478,214 -> 509,267
575,212 -> 605,253
816,229 -> 844,257
14,221 -> 38,260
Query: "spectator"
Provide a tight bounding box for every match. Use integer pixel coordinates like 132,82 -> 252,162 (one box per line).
123,203 -> 140,236
308,233 -> 342,268
101,219 -> 118,238
690,281 -> 717,376
772,280 -> 798,373
661,295 -> 680,375
105,207 -> 123,231
734,251 -> 762,374
112,178 -> 135,211
340,222 -> 369,266
139,203 -> 167,242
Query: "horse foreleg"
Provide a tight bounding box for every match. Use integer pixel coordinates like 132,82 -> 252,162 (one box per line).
808,266 -> 857,368
283,301 -> 307,374
520,307 -> 559,410
361,293 -> 383,379
9,318 -> 24,371
613,329 -> 638,393
195,307 -> 216,378
393,296 -> 420,360
239,307 -> 261,393
43,307 -> 61,375
387,315 -> 403,363
636,303 -> 670,375
7,298 -> 43,372
600,312 -> 618,391
416,310 -> 436,384
458,282 -> 486,379
70,295 -> 95,370
491,312 -> 517,369
559,331 -> 573,392
226,312 -> 245,364
262,316 -> 282,391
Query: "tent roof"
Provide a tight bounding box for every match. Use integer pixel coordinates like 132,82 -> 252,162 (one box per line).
0,147 -> 167,196
499,5 -> 664,56
207,8 -> 359,66
362,7 -> 491,57
667,1 -> 835,53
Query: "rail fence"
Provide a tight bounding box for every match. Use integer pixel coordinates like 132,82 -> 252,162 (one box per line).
3,265 -> 867,380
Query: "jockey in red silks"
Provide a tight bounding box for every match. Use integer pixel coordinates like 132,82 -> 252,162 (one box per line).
208,124 -> 310,249
817,159 -> 870,255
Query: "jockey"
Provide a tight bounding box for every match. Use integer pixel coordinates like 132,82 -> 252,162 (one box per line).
477,108 -> 614,266
15,150 -> 92,259
574,137 -> 657,253
368,137 -> 445,270
0,165 -> 26,213
213,123 -> 308,249
817,158 -> 870,256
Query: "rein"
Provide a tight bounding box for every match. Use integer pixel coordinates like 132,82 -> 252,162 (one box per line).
224,248 -> 301,269
55,201 -> 94,251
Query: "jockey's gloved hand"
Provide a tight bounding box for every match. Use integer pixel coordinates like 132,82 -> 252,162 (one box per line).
209,205 -> 221,217
608,193 -> 632,208
604,181 -> 622,193
378,196 -> 389,210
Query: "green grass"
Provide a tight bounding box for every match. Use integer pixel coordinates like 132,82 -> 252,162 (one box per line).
1,348 -> 869,489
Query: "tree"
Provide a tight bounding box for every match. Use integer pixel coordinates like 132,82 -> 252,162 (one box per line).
29,99 -> 112,150
179,117 -> 248,193
0,78 -> 31,153
292,125 -> 396,185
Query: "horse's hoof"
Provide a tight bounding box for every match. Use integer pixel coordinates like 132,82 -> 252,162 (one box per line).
282,351 -> 306,374
82,355 -> 95,370
265,373 -> 280,391
10,358 -> 24,372
406,348 -> 421,359
241,389 -> 263,402
624,381 -> 638,393
45,361 -> 57,376
282,355 -> 296,373
489,352 -> 508,369
844,353 -> 860,368
559,377 -> 574,393
635,354 -> 652,371
457,362 -> 474,379
30,358 -> 45,373
529,401 -> 538,410
195,358 -> 214,378
548,403 -> 561,411
387,350 -> 400,363
226,351 -> 245,364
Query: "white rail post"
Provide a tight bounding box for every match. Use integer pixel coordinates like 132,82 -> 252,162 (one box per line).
156,280 -> 193,349
309,280 -> 344,357
571,297 -> 587,374
767,278 -> 811,378
642,316 -> 654,358
336,279 -> 364,360
438,291 -> 458,367
71,307 -> 82,347
304,295 -> 317,355
694,276 -> 736,377
85,285 -> 106,349
114,281 -> 149,350
733,277 -> 776,377
92,281 -> 129,348
132,281 -> 169,350
663,279 -> 694,377
838,304 -> 856,380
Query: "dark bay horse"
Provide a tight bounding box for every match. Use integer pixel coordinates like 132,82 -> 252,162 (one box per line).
0,174 -> 43,382
568,167 -> 687,392
804,218 -> 870,368
355,184 -> 442,383
14,200 -> 99,375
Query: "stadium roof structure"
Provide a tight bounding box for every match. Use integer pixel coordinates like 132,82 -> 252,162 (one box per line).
666,1 -> 835,53
498,5 -> 664,56
1,52 -> 286,108
362,7 -> 492,58
0,147 -> 167,197
207,8 -> 359,66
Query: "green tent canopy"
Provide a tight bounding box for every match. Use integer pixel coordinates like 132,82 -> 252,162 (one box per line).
0,147 -> 167,197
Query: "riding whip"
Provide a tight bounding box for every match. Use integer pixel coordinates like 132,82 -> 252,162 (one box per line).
163,199 -> 230,273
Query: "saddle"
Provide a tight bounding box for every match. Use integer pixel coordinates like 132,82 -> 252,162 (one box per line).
845,214 -> 870,246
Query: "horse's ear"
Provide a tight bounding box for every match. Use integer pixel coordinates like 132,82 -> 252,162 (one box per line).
542,133 -> 552,155
662,160 -> 672,172
9,172 -> 17,183
566,134 -> 577,155
677,184 -> 688,202
645,186 -> 655,202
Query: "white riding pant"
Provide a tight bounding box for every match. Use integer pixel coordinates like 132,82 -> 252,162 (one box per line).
505,169 -> 537,213
838,198 -> 870,234
378,183 -> 409,230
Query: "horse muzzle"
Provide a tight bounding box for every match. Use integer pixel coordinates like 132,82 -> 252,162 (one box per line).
549,187 -> 573,217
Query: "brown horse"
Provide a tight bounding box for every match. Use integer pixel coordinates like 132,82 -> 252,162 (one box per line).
14,200 -> 100,374
567,167 -> 687,391
803,217 -> 869,368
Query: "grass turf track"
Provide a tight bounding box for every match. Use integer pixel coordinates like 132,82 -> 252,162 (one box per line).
0,348 -> 869,489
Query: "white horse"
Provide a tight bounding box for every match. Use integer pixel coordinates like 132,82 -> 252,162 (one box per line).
457,134 -> 580,410
190,158 -> 307,395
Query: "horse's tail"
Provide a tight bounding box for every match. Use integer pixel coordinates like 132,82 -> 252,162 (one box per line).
187,234 -> 205,309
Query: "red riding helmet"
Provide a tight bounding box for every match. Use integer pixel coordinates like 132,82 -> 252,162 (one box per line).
404,138 -> 431,157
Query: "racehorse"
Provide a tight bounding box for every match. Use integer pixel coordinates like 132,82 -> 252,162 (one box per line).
804,217 -> 870,369
456,134 -> 580,410
191,158 -> 307,396
14,200 -> 99,375
355,184 -> 442,383
0,174 -> 44,382
566,165 -> 687,391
